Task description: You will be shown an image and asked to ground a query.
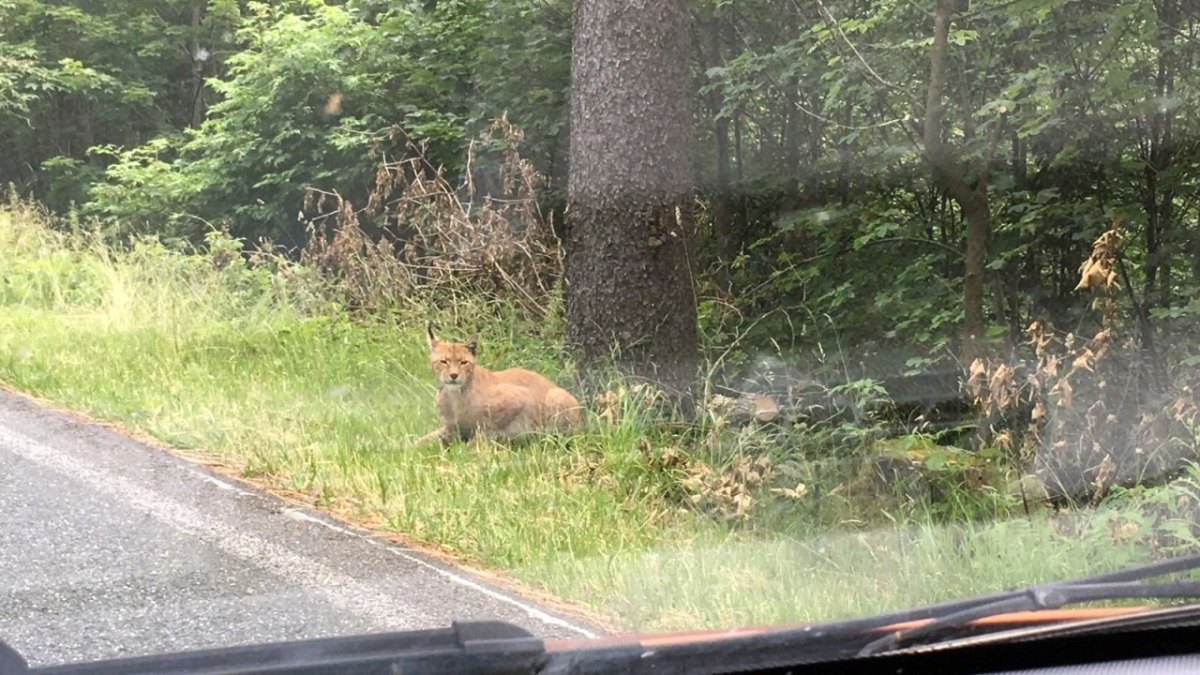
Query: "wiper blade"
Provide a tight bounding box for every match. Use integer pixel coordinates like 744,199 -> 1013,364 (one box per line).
904,602 -> 1200,653
17,620 -> 544,675
858,553 -> 1200,656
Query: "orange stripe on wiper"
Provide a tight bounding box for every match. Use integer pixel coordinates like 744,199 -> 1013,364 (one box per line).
874,606 -> 1154,632
543,606 -> 1156,652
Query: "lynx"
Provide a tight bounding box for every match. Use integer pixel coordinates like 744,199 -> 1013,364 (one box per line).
418,325 -> 582,445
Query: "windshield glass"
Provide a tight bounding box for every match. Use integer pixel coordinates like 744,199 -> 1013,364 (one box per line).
2,0 -> 1200,666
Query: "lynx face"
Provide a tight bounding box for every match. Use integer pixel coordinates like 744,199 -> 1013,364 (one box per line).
428,326 -> 478,390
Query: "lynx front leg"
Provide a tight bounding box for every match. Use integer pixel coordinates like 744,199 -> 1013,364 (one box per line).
415,426 -> 451,447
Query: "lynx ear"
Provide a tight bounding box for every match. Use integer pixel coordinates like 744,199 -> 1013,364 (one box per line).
426,323 -> 438,350
465,334 -> 479,356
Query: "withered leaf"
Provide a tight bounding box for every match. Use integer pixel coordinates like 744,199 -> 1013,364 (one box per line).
1071,349 -> 1095,374
1051,377 -> 1073,408
1031,401 -> 1047,422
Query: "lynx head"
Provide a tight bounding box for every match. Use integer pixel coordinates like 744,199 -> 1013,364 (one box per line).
427,324 -> 478,390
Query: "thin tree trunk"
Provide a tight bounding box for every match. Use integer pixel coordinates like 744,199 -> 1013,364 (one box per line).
713,113 -> 734,265
189,2 -> 207,129
835,105 -> 851,204
700,16 -> 734,274
962,198 -> 990,350
1134,0 -> 1177,386
734,107 -> 748,231
923,0 -> 990,358
1005,129 -> 1028,344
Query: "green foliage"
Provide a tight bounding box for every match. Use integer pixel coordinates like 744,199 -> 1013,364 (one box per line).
0,0 -> 243,209
84,137 -> 196,238
688,0 -> 1200,375
70,0 -> 572,244
165,2 -> 415,243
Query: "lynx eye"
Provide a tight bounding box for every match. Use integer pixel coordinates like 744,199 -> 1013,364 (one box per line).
439,359 -> 448,365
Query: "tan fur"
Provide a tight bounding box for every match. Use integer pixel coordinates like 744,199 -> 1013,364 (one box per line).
418,326 -> 582,445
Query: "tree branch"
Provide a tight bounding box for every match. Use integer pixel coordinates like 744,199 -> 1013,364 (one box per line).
812,0 -> 914,101
740,234 -> 962,299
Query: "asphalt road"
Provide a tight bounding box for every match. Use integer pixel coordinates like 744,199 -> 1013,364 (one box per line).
0,390 -> 599,668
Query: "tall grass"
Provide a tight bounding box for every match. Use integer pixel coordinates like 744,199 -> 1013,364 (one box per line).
2,201 -> 1198,632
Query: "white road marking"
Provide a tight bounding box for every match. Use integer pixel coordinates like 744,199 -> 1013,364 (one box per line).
193,472 -> 256,497
278,507 -> 598,638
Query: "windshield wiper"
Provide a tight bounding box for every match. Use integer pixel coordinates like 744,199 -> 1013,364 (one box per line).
857,553 -> 1200,656
12,620 -> 545,675
9,555 -> 1200,674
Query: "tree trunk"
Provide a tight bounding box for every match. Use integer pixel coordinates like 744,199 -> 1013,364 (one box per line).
923,0 -> 990,358
1005,129 -> 1029,344
962,195 -> 990,350
566,0 -> 699,401
189,2 -> 207,129
1191,211 -> 1200,286
1133,0 -> 1177,386
712,113 -> 733,255
1146,5 -> 1176,315
837,105 -> 852,204
698,15 -> 735,278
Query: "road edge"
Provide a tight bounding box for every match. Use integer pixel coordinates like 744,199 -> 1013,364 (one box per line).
0,383 -> 619,637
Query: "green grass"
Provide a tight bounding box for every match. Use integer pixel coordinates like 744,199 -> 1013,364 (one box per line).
1,204 -> 1197,633
522,515 -> 1164,629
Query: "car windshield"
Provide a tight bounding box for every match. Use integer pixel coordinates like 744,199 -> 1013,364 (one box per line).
3,0 -> 1200,667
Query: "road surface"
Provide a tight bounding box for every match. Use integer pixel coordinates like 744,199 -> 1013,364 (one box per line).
0,390 -> 599,668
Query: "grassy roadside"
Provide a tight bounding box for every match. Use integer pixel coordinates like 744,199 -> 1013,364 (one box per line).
2,204 -> 1196,633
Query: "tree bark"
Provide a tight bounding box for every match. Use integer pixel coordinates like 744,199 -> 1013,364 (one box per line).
566,0 -> 699,401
